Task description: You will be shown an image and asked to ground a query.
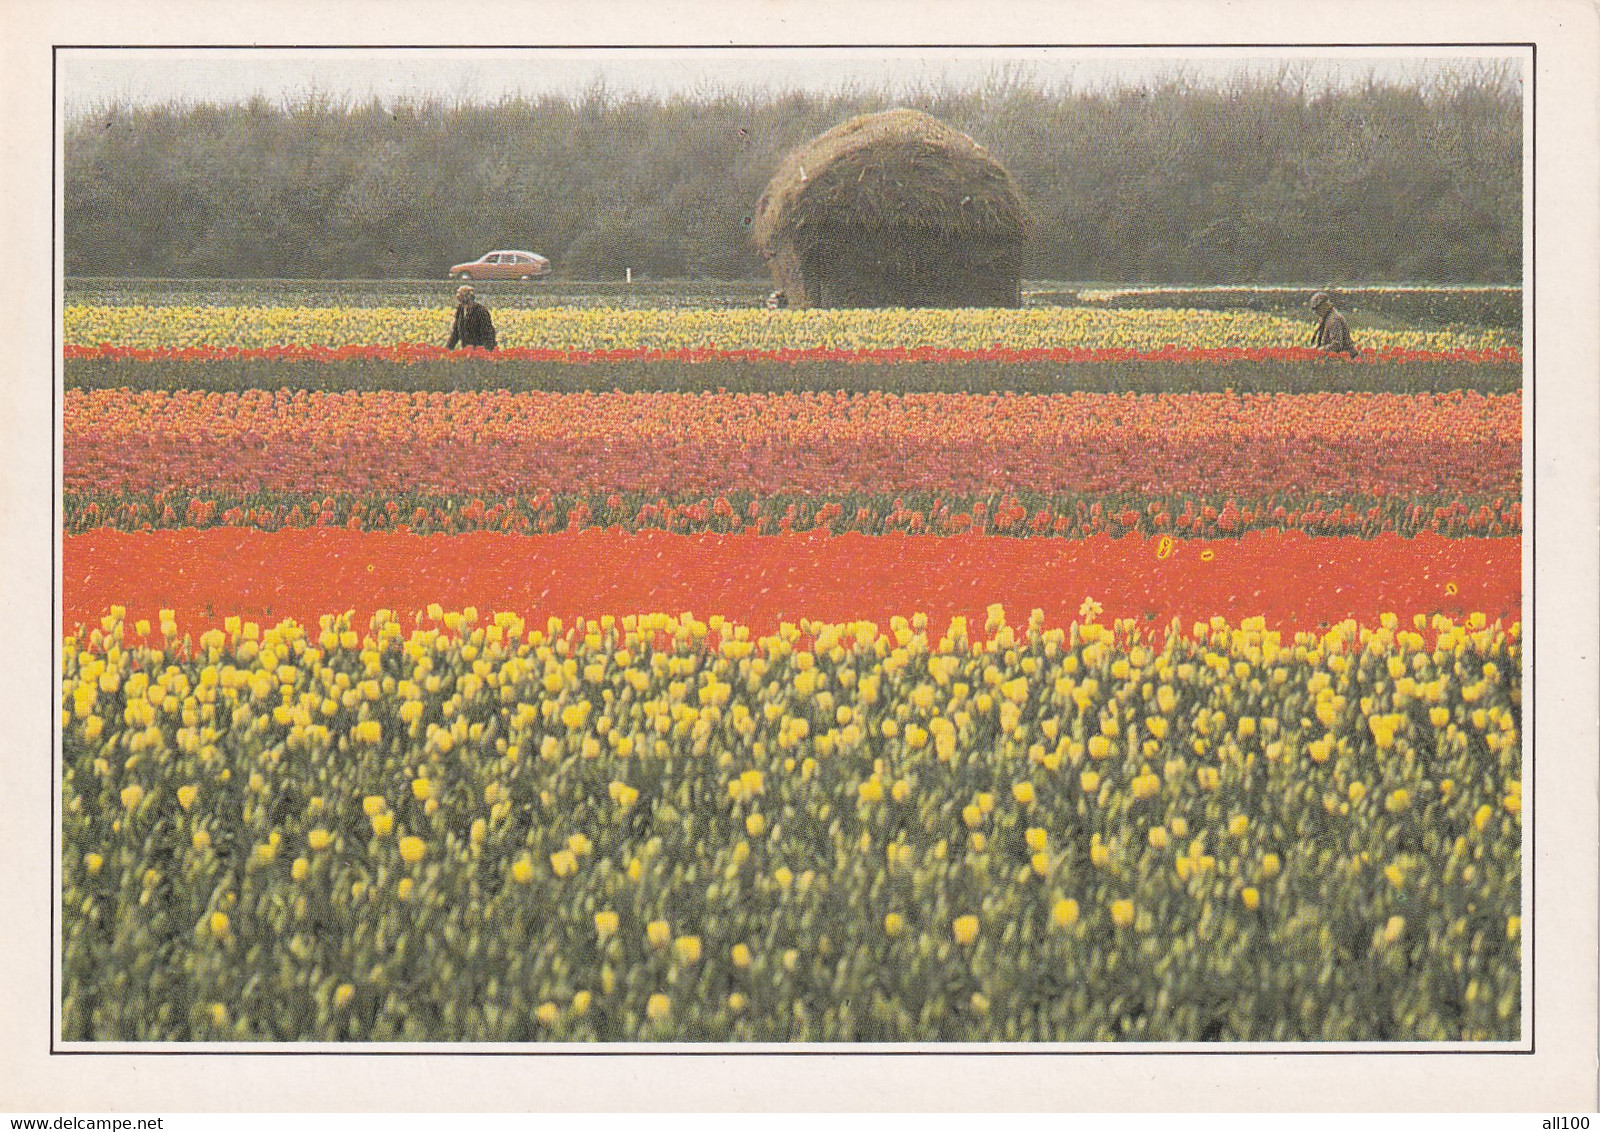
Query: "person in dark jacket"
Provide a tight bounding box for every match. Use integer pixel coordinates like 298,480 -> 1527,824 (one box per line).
447,285 -> 497,350
1309,291 -> 1358,357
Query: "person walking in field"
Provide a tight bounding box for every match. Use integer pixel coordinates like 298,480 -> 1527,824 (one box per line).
1308,291 -> 1358,357
447,285 -> 498,350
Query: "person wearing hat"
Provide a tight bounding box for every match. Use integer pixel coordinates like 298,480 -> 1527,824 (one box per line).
1308,291 -> 1358,357
447,285 -> 498,351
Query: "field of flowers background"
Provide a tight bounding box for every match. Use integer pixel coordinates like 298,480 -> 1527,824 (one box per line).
61,282 -> 1522,1042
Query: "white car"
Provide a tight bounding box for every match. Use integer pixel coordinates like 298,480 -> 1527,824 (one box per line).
448,250 -> 552,280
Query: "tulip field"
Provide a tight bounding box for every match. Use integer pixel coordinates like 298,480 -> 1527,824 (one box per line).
63,302 -> 1516,353
60,288 -> 1524,1043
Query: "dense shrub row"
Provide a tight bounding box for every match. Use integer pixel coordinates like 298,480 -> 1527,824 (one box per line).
66,73 -> 1521,283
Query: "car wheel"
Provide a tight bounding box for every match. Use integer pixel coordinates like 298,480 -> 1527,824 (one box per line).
519,274 -> 532,281
458,272 -> 472,280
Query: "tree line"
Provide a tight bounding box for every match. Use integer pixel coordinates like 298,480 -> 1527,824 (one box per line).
64,68 -> 1522,283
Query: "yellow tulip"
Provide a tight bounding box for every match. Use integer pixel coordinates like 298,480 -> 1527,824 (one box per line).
952,915 -> 980,946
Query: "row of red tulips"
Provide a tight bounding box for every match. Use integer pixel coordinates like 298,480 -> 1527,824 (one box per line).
62,342 -> 1524,366
64,389 -> 1522,501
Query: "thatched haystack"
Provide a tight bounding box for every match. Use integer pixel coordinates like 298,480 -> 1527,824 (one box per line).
752,108 -> 1027,309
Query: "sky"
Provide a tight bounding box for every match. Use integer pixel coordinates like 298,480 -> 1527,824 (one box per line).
59,46 -> 1524,118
